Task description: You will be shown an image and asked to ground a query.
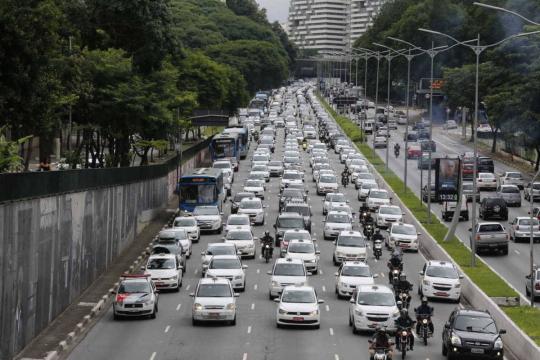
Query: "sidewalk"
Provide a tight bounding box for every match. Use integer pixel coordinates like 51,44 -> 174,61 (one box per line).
15,199 -> 178,360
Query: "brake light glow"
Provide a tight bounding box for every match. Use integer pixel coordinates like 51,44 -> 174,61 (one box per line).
116,293 -> 128,303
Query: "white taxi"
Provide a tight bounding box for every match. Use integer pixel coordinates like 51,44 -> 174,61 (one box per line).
335,261 -> 377,299
268,258 -> 309,299
349,284 -> 399,333
275,285 -> 323,329
387,223 -> 419,251
206,255 -> 247,291
143,253 -> 183,291
191,278 -> 238,326
418,260 -> 462,302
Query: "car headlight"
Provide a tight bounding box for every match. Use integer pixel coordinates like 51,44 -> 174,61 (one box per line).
423,279 -> 430,286
354,309 -> 364,316
451,333 -> 462,346
454,283 -> 461,288
278,308 -> 287,314
271,281 -> 279,287
171,275 -> 178,280
392,310 -> 400,318
144,299 -> 155,306
305,259 -> 316,263
193,303 -> 203,311
226,303 -> 236,310
234,275 -> 243,280
336,251 -> 344,257
494,337 -> 503,350
247,243 -> 254,248
309,310 -> 319,316
340,282 -> 348,288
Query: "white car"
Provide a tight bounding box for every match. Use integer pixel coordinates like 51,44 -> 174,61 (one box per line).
509,217 -> 540,243
191,278 -> 238,326
349,284 -> 399,333
193,205 -> 223,234
317,174 -> 339,195
172,216 -> 200,242
335,139 -> 350,153
328,202 -> 354,220
500,171 -> 524,189
251,164 -> 270,182
358,182 -> 379,201
418,260 -> 462,301
206,255 -> 248,291
113,275 -> 158,319
213,160 -> 234,184
335,261 -> 376,299
366,189 -> 391,210
237,197 -> 266,225
252,153 -> 270,166
387,223 -> 419,251
281,170 -> 304,190
243,179 -> 266,199
268,258 -> 309,299
280,229 -> 313,256
158,228 -> 192,257
333,230 -> 367,265
477,172 -> 497,190
225,214 -> 251,233
275,285 -> 323,329
324,211 -> 353,240
354,172 -> 376,189
323,193 -> 348,215
375,205 -> 404,229
285,239 -> 320,274
143,253 -> 182,291
373,136 -> 387,148
201,243 -> 239,274
313,168 -> 334,183
223,228 -> 256,259
347,159 -> 368,174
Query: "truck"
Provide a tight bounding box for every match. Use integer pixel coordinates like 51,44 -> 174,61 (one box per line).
469,222 -> 509,255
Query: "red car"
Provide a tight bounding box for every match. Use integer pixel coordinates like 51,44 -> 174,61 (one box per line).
407,145 -> 422,159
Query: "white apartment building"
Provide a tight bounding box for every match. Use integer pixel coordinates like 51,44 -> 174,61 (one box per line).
288,0 -> 387,53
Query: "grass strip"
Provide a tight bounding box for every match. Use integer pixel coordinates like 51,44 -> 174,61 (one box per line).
317,94 -> 540,345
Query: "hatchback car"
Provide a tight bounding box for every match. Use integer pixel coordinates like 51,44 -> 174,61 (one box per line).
223,228 -> 256,259
243,179 -> 265,199
268,258 -> 309,299
275,285 -> 323,329
366,189 -> 391,210
479,197 -> 508,221
373,136 -> 387,148
354,172 -> 376,189
387,223 -> 419,251
348,284 -> 399,333
267,160 -> 284,177
418,260 -> 461,301
462,182 -> 480,202
524,181 -> 540,202
206,255 -> 248,291
225,214 -> 251,233
285,239 -> 320,274
230,192 -> 255,214
274,212 -> 306,246
509,217 -> 540,243
280,229 -> 313,256
525,269 -> 540,299
193,206 -> 223,234
500,171 -> 524,189
477,172 -> 497,190
191,278 -> 238,326
200,243 -> 239,275
283,201 -> 312,231
324,211 -> 353,240
237,197 -> 266,225
143,253 -> 183,291
334,261 -> 376,299
113,274 -> 158,320
317,174 -> 339,195
172,216 -> 200,242
375,205 -> 404,229
333,231 -> 367,265
495,185 -> 521,207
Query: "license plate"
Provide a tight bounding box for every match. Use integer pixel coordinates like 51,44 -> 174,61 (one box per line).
155,282 -> 164,286
208,312 -> 220,318
434,292 -> 449,297
292,317 -> 304,322
471,348 -> 484,354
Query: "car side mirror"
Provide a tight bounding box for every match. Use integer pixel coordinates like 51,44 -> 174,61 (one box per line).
468,228 -> 472,231
499,329 -> 506,335
334,272 -> 339,276
444,322 -> 450,329
307,272 -> 313,276
234,293 -> 240,297
459,275 -> 464,279
273,298 -> 280,303
189,293 -> 195,297
178,265 -> 183,270
201,251 -> 205,256
273,224 -> 277,228
264,205 -> 269,208
349,298 -> 355,304
267,270 -> 272,275
242,265 -> 248,269
373,274 -> 379,278
419,271 -> 424,276
526,274 -> 531,279
140,266 -> 145,271
318,299 -> 325,304
110,289 -> 116,295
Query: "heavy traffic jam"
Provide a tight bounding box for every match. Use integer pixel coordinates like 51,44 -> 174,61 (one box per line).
108,83 -> 508,360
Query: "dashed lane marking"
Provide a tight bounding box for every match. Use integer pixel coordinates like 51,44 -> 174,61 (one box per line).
326,305 -> 330,312
322,285 -> 326,292
242,353 -> 248,360
164,325 -> 170,333
334,354 -> 340,360
176,304 -> 181,311
247,326 -> 252,334
514,249 -> 520,255
380,273 -> 385,278
149,352 -> 156,360
186,284 -> 191,291
251,303 -> 255,310
319,269 -> 323,275
194,269 -> 198,275
257,269 -> 260,274
254,284 -> 258,290
329,328 -> 334,336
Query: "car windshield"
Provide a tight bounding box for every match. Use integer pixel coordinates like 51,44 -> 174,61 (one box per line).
392,225 -> 416,236
501,186 -> 520,194
249,173 -> 265,180
282,189 -> 303,198
283,232 -> 311,241
268,161 -> 282,167
173,218 -> 197,227
206,245 -> 235,256
283,172 -> 302,180
454,315 -> 497,334
281,290 -> 316,303
370,191 -> 388,199
517,219 -> 539,226
320,175 -> 337,183
278,218 -> 305,228
209,259 -> 241,269
288,242 -> 315,253
426,266 -> 458,279
380,207 -> 401,215
507,173 -> 521,179
226,231 -> 252,241
342,266 -> 370,277
362,183 -> 378,190
252,166 -> 267,172
479,174 -> 494,179
245,180 -> 263,187
285,206 -> 309,216
284,157 -> 300,163
240,201 -> 261,209
274,263 -> 305,276
197,284 -> 232,297
357,292 -> 395,306
327,214 -> 351,223
532,183 -> 540,190
234,193 -> 253,202
228,217 -> 249,225
253,155 -> 268,161
118,281 -> 151,294
357,173 -> 373,179
337,235 -> 365,247
351,159 -> 365,165
147,258 -> 176,270
478,224 -> 504,232
462,184 -> 473,191
328,194 -> 346,202
213,163 -> 231,169
194,207 -> 219,216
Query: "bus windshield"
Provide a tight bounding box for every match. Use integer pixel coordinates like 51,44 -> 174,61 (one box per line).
212,140 -> 234,157
180,184 -> 216,204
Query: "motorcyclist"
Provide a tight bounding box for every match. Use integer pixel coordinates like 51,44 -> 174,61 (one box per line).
394,143 -> 400,155
387,249 -> 403,280
369,327 -> 394,360
395,309 -> 415,351
341,169 -> 349,186
394,273 -> 413,306
359,202 -> 370,217
414,297 -> 434,334
261,231 -> 274,250
372,228 -> 384,242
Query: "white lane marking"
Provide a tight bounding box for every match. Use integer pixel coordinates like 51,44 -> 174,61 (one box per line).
242,353 -> 248,360
380,273 -> 385,278
374,258 -> 378,263
322,285 -> 326,292
251,303 -> 255,310
247,326 -> 252,334
329,328 -> 334,336
514,249 -> 520,255
326,305 -> 330,312
149,352 -> 156,360
164,325 -> 170,333
334,354 -> 340,360
194,269 -> 198,275
186,284 -> 191,290
254,284 -> 258,290
319,269 -> 323,275
257,269 -> 260,274
176,304 -> 182,311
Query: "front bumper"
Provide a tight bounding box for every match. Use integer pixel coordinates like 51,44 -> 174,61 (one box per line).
324,229 -> 341,238
188,231 -> 200,241
152,278 -> 180,289
447,345 -> 503,359
337,284 -> 358,297
277,312 -> 320,326
422,285 -> 461,300
334,253 -> 366,264
192,309 -> 236,322
394,240 -> 419,251
113,303 -> 155,317
353,314 -> 396,332
198,221 -> 221,231
237,246 -> 256,257
318,187 -> 338,194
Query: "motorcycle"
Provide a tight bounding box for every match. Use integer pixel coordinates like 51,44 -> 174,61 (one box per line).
390,268 -> 401,287
262,243 -> 273,263
397,327 -> 413,359
364,223 -> 374,240
394,147 -> 400,158
341,174 -> 349,188
374,239 -> 383,260
416,314 -> 433,345
302,142 -> 307,151
359,211 -> 369,225
396,290 -> 411,310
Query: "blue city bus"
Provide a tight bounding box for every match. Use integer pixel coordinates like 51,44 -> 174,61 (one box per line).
177,168 -> 224,212
223,126 -> 249,159
209,133 -> 241,170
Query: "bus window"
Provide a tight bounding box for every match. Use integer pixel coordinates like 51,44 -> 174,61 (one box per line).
181,185 -> 198,204
199,184 -> 215,204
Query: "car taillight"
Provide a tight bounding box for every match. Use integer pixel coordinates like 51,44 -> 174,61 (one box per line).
475,235 -> 481,240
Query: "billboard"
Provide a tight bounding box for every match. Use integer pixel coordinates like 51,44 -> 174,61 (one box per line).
435,158 -> 461,202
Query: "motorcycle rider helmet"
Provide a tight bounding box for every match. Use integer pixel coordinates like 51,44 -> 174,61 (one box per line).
264,231 -> 270,237
400,308 -> 408,317
421,297 -> 428,306
399,273 -> 407,282
375,229 -> 380,234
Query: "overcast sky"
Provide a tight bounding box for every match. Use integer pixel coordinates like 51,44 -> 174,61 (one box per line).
256,0 -> 289,22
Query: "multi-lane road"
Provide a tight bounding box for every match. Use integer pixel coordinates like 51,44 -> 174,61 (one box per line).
363,118 -> 539,299
67,100 -> 461,360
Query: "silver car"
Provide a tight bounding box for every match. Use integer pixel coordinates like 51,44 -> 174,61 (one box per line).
496,185 -> 521,207
524,182 -> 540,202
509,217 -> 540,243
525,269 -> 540,300
500,171 -> 524,189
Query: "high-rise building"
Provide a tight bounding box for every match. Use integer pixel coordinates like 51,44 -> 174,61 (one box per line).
288,0 -> 387,53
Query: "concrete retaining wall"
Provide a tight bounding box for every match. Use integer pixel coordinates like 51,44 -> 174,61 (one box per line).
0,147 -> 211,359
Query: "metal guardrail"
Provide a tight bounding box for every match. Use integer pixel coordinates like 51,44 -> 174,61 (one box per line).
0,138 -> 211,203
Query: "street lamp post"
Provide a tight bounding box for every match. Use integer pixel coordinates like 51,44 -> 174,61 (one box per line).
419,26 -> 540,266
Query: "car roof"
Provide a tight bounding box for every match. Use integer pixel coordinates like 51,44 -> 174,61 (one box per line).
454,309 -> 491,318
275,257 -> 304,265
198,277 -> 231,285
356,284 -> 393,293
338,230 -> 362,236
427,260 -> 455,268
148,253 -> 176,260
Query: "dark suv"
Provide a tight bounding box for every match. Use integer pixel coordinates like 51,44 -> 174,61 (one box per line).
477,157 -> 495,173
230,192 -> 255,214
442,308 -> 505,360
273,212 -> 306,246
479,197 -> 508,221
283,200 -> 312,232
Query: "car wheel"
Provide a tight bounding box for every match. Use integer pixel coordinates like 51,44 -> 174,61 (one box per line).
276,323 -> 282,329
352,322 -> 359,335
230,316 -> 236,326
150,306 -> 157,319
175,282 -> 181,292
192,318 -> 199,326
113,312 -> 120,320
526,287 -> 531,296
333,256 -> 338,266
269,292 -> 274,300
502,246 -> 509,255
349,313 -> 353,326
442,342 -> 448,356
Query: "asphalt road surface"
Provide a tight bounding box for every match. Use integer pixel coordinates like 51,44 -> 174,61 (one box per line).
68,113 -> 468,360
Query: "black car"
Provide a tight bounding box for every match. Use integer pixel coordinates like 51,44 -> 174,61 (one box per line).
417,129 -> 430,140
419,139 -> 436,152
273,212 -> 306,246
283,200 -> 312,232
477,157 -> 495,173
442,309 -> 505,360
279,188 -> 307,211
479,197 -> 508,220
230,192 -> 256,214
